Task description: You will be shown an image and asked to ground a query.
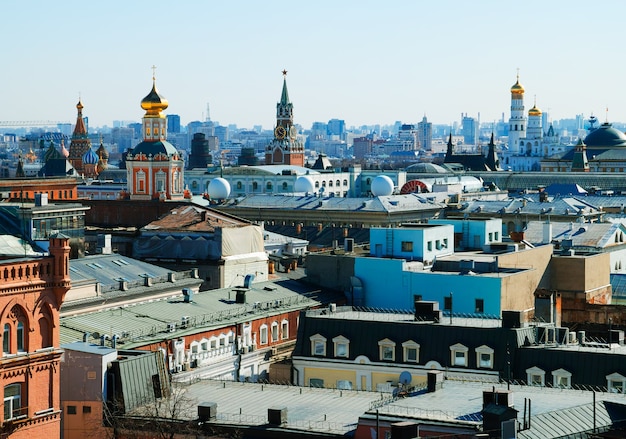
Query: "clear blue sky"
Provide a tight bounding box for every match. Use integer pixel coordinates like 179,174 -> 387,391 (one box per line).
2,0 -> 625,130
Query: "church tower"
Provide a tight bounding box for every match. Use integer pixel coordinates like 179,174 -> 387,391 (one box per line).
126,71 -> 184,201
68,99 -> 91,175
265,70 -> 305,166
527,98 -> 543,141
508,73 -> 527,154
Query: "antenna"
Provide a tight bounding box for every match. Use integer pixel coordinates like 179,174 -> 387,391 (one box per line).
206,103 -> 211,122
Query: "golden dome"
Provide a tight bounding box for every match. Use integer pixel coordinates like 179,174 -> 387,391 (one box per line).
141,79 -> 169,115
528,105 -> 542,116
76,99 -> 84,110
510,78 -> 524,95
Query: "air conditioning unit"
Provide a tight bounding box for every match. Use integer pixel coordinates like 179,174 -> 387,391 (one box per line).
271,346 -> 278,356
167,323 -> 176,333
121,331 -> 130,339
181,316 -> 190,328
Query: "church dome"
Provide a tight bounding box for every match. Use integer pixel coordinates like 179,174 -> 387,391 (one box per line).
528,105 -> 542,116
131,140 -> 179,157
141,80 -> 169,115
583,122 -> 626,148
82,147 -> 99,165
510,78 -> 524,95
96,142 -> 109,160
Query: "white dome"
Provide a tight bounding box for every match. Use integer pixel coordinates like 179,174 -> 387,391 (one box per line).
294,175 -> 315,193
208,178 -> 231,199
371,175 -> 394,196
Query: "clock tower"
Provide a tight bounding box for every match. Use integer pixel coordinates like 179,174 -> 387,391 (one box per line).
265,70 -> 305,166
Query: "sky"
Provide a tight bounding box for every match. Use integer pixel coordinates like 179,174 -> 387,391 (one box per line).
2,0 -> 626,131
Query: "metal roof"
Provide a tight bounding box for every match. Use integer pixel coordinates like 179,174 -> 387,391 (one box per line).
60,278 -> 340,348
225,193 -> 444,213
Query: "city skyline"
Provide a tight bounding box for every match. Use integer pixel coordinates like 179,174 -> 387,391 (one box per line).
2,0 -> 626,130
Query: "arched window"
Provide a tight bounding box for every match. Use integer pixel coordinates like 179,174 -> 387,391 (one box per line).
2,324 -> 9,354
16,322 -> 24,352
252,181 -> 258,190
266,182 -> 273,190
282,182 -> 288,190
236,181 -> 242,190
315,181 -> 319,188
328,181 -> 333,187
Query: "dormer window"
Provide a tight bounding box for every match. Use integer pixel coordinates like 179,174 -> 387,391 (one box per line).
552,368 -> 572,388
526,366 -> 545,386
310,334 -> 327,356
607,372 -> 626,393
402,340 -> 420,363
475,345 -> 494,368
450,343 -> 468,367
378,338 -> 396,361
332,335 -> 349,358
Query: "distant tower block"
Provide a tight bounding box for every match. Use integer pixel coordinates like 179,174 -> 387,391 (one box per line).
188,133 -> 213,169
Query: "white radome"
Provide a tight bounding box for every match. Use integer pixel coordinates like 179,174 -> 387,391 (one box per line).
371,175 -> 394,196
208,177 -> 231,199
294,175 -> 315,193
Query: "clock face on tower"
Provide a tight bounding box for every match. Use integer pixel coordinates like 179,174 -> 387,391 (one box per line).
275,126 -> 286,139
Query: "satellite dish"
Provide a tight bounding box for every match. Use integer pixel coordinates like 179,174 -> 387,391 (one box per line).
399,371 -> 412,385
91,332 -> 100,339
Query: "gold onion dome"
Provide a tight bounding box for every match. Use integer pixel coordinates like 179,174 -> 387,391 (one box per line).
76,99 -> 84,110
528,105 -> 542,116
510,77 -> 524,95
141,79 -> 169,115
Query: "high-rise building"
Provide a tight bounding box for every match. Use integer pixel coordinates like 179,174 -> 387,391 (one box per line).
265,71 -> 304,166
125,74 -> 185,201
417,116 -> 432,151
462,115 -> 478,146
166,114 -> 181,134
327,119 -> 346,139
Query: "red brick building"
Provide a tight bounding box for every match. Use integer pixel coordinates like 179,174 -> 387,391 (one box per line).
0,235 -> 70,438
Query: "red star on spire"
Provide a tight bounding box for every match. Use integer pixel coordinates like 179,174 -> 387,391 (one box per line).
282,69 -> 287,76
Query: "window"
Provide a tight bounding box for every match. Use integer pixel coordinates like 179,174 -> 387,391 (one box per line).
436,240 -> 441,250
495,232 -> 499,241
450,343 -> 468,367
427,241 -> 432,251
266,182 -> 273,190
282,182 -> 288,190
236,181 -> 242,190
444,296 -> 452,311
401,241 -> 413,252
607,373 -> 626,393
332,335 -> 350,358
3,324 -> 9,354
252,181 -> 258,191
337,380 -> 353,390
4,384 -> 22,420
443,238 -> 448,248
475,345 -> 494,368
310,334 -> 327,356
82,405 -> 92,414
475,299 -> 484,314
259,325 -> 268,345
281,320 -> 289,340
488,232 -> 493,242
309,378 -> 324,388
402,340 -> 420,363
526,366 -> 546,386
67,405 -> 77,415
378,338 -> 396,361
552,369 -> 572,388
271,322 -> 279,342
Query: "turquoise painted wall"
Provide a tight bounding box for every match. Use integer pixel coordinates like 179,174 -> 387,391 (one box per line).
354,256 -> 502,315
